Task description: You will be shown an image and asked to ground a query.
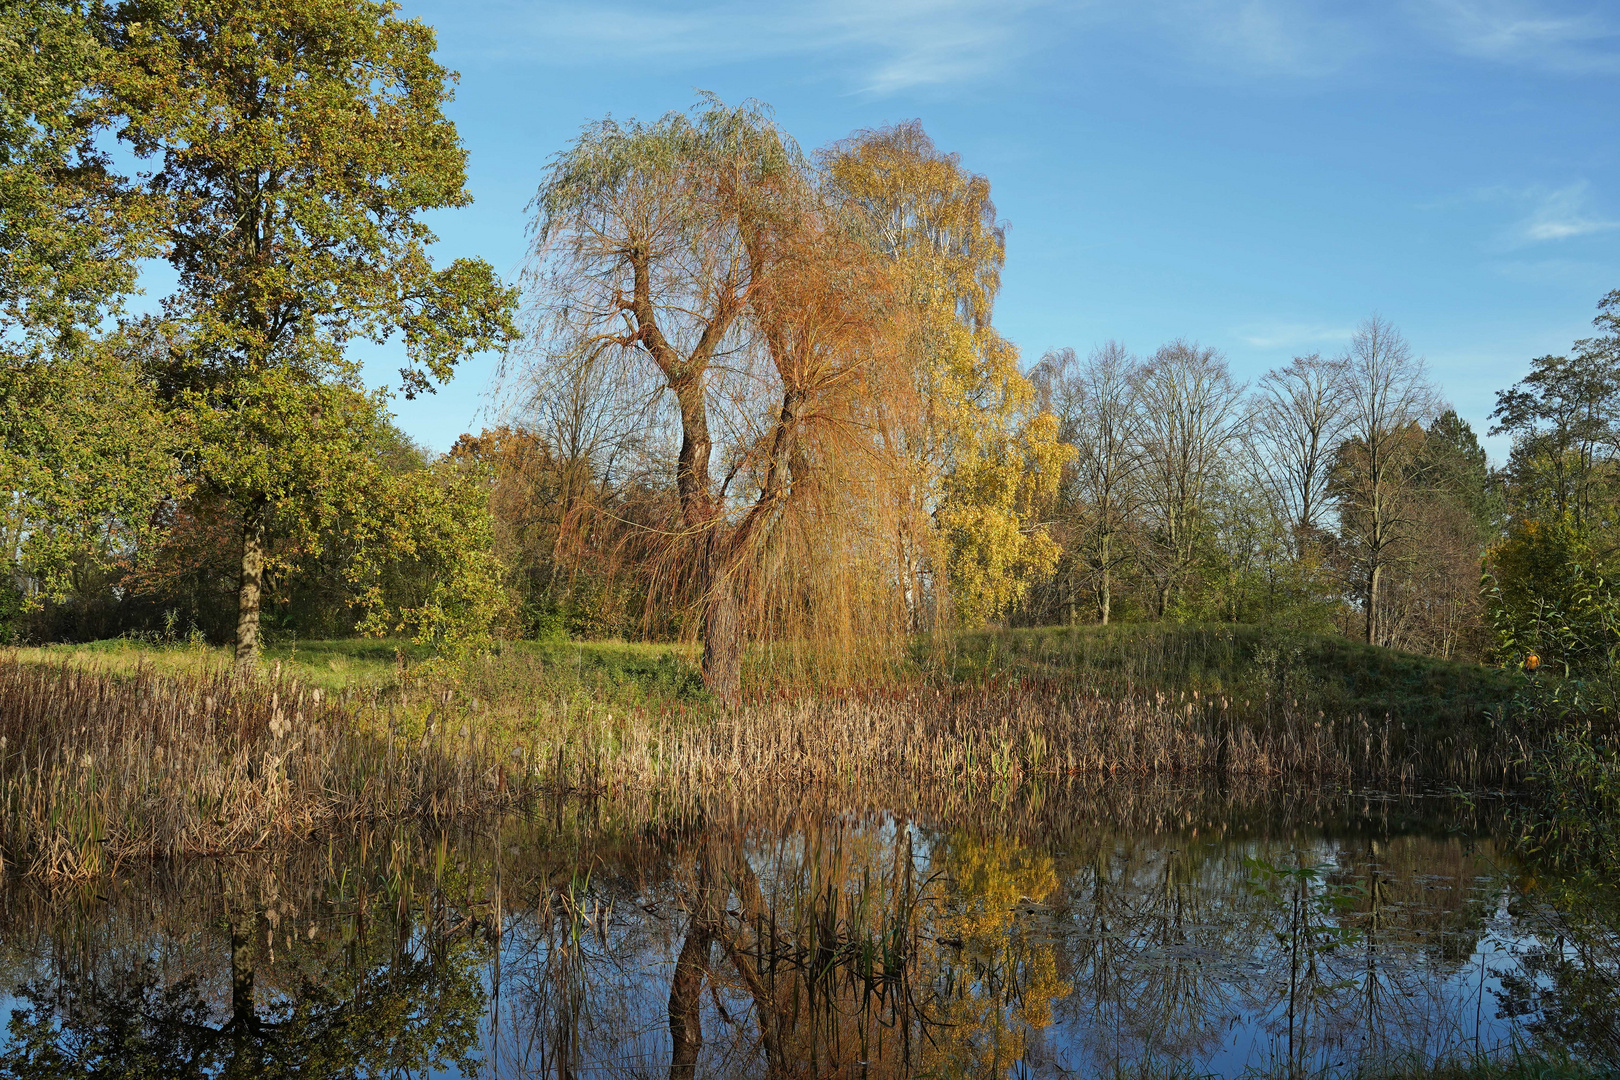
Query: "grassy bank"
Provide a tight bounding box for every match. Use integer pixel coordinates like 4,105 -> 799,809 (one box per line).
10,635 -> 703,700
949,623 -> 1521,730
16,623 -> 1524,726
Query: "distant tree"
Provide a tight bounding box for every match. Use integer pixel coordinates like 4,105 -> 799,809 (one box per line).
1419,410 -> 1503,536
1385,412 -> 1498,659
1205,467 -> 1285,624
449,425 -> 651,640
105,0 -> 517,666
488,315 -> 663,637
1331,317 -> 1436,646
1132,340 -> 1245,618
1486,516 -> 1611,674
1491,294 -> 1620,552
1484,290 -> 1620,666
1031,342 -> 1141,624
1249,353 -> 1349,555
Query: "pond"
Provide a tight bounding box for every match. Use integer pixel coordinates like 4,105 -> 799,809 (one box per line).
0,782 -> 1615,1078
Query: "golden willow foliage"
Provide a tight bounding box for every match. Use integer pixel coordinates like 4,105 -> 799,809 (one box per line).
526,100 -> 1057,696
823,121 -> 1069,627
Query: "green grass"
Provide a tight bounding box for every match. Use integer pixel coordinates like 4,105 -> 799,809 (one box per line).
463,637 -> 706,710
15,622 -> 1525,733
9,634 -> 703,702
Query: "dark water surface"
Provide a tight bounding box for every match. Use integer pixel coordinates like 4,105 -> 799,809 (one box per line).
1,783 -> 1616,1078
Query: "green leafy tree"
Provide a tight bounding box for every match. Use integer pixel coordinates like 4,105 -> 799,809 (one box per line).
1492,293 -> 1620,553
1486,516 -> 1611,674
1,0 -> 154,349
0,340 -> 178,614
1,1 -> 174,634
104,0 -> 518,666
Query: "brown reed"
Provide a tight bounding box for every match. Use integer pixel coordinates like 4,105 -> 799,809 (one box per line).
532,677 -> 1513,797
0,657 -> 541,880
0,652 -> 1515,881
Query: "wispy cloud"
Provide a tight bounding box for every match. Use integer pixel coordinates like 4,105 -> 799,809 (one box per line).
1413,0 -> 1620,73
1508,182 -> 1619,244
1236,323 -> 1355,350
1134,0 -> 1369,78
440,0 -> 1620,93
504,0 -> 1052,95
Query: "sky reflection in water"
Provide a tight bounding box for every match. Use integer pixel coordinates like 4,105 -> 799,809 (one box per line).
0,785 -> 1616,1078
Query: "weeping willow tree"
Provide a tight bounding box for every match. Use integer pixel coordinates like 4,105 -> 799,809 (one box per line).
525,97 -> 918,700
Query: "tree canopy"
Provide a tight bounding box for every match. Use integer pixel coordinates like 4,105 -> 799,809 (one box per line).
104,0 -> 518,665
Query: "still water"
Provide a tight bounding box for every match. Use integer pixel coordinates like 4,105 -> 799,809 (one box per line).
0,783 -> 1615,1078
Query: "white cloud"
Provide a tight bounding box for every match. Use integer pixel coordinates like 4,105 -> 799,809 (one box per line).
436,0 -> 1620,92
1413,0 -> 1620,72
1236,323 -> 1355,349
1134,0 -> 1368,77
512,0 -> 1050,95
1512,182 -> 1619,244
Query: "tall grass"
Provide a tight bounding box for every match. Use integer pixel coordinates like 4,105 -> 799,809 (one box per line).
526,678 -> 1512,796
0,625 -> 1521,881
0,658 -> 542,879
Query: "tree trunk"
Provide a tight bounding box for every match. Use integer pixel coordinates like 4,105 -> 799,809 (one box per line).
702,580 -> 742,705
1365,561 -> 1381,646
1099,535 -> 1112,626
226,916 -> 262,1074
235,514 -> 265,670
667,921 -> 712,1079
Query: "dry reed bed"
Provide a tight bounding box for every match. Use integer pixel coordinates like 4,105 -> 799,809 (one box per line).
0,659 -> 539,879
544,678 -> 1512,793
0,657 -> 1512,880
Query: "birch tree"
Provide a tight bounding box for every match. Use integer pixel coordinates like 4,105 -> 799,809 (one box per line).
823,121 -> 1067,626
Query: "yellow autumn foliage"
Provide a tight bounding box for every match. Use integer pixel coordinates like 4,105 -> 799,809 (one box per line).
825,121 -> 1070,627
925,832 -> 1070,1075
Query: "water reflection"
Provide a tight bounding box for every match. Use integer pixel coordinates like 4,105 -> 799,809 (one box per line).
0,785 -> 1615,1078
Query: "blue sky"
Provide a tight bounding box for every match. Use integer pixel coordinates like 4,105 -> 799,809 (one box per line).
363,0 -> 1620,463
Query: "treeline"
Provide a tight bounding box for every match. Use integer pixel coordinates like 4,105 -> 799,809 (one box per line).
1020,329 -> 1499,659
472,313 -> 1527,664
3,0 -> 1613,695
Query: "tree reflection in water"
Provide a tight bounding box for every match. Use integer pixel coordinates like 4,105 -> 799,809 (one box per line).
0,784 -> 1616,1078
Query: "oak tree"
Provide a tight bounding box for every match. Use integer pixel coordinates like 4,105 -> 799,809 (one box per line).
106,0 -> 517,666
